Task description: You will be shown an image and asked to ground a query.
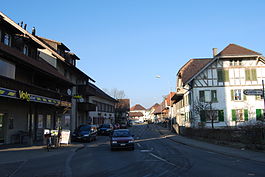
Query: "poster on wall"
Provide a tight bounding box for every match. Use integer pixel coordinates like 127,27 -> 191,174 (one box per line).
38,115 -> 43,128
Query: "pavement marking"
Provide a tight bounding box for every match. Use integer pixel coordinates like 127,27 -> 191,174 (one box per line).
248,173 -> 255,176
149,153 -> 178,167
140,150 -> 152,153
142,174 -> 152,177
137,143 -> 142,148
157,170 -> 169,177
9,160 -> 27,177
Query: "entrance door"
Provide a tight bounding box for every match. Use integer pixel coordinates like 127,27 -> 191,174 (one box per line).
0,113 -> 5,143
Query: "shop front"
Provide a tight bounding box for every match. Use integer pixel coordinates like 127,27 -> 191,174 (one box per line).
0,86 -> 71,144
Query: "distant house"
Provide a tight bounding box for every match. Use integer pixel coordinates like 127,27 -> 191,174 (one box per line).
173,44 -> 265,128
129,104 -> 146,123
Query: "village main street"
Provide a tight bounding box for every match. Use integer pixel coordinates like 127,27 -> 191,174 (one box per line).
0,124 -> 265,177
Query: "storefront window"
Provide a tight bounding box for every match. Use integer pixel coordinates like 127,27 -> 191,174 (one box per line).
38,115 -> 43,128
0,58 -> 15,79
46,115 -> 52,129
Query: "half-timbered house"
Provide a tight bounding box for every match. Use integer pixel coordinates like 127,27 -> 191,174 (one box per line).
173,44 -> 265,128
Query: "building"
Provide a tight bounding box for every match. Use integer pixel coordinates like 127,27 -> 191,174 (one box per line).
0,12 -> 72,144
173,44 -> 265,128
129,104 -> 146,123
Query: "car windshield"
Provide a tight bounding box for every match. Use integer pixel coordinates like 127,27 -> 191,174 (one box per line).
113,131 -> 130,137
102,124 -> 110,128
79,126 -> 91,131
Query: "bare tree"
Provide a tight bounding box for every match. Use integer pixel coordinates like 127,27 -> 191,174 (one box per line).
193,98 -> 217,129
103,88 -> 126,99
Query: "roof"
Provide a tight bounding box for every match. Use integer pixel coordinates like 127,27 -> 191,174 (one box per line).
178,58 -> 211,84
165,92 -> 175,106
148,103 -> 160,110
37,36 -> 70,51
129,112 -> 144,117
88,82 -> 117,102
130,104 -> 146,111
153,104 -> 163,114
216,44 -> 262,57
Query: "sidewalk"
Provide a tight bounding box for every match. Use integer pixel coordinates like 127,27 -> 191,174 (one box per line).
155,124 -> 265,163
0,143 -> 84,164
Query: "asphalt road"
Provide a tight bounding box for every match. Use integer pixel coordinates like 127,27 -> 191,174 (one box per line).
1,124 -> 265,177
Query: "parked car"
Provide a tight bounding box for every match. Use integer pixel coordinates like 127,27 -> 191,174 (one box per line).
72,124 -> 97,142
120,123 -> 127,129
98,124 -> 114,135
110,129 -> 135,151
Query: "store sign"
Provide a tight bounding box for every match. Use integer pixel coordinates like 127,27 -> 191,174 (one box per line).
19,90 -> 31,101
0,87 -> 17,99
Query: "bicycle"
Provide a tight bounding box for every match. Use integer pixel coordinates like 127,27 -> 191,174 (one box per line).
44,133 -> 52,151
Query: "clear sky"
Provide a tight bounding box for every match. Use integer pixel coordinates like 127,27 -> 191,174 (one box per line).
2,0 -> 265,108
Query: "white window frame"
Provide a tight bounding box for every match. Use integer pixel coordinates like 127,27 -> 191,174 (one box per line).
234,89 -> 242,101
3,33 -> 11,46
235,109 -> 244,121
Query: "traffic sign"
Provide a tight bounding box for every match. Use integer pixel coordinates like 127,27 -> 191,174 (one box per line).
243,89 -> 263,96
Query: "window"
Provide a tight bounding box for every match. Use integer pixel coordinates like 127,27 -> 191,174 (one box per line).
23,45 -> 29,56
200,110 -> 224,122
245,69 -> 257,81
199,90 -> 218,102
0,58 -> 15,79
46,115 -> 52,128
231,89 -> 246,101
230,60 -> 242,66
3,33 -> 11,46
217,69 -> 229,82
232,109 -> 248,121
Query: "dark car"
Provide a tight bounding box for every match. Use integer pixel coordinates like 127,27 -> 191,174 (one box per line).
110,129 -> 135,151
72,124 -> 97,142
98,124 -> 114,135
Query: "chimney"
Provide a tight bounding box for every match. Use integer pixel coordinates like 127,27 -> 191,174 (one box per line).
20,21 -> 23,27
212,48 -> 218,57
24,24 -> 27,30
32,27 -> 36,35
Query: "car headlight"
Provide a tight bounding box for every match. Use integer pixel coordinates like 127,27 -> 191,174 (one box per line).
129,140 -> 134,143
112,141 -> 117,143
83,134 -> 90,137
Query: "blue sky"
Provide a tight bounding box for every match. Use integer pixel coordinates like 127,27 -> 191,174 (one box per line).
2,0 -> 265,108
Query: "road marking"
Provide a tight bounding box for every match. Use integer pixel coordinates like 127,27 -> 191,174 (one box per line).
149,153 -> 178,167
248,173 -> 255,176
140,150 -> 151,153
142,174 -> 152,177
157,170 -> 169,177
9,160 -> 27,177
137,143 -> 142,148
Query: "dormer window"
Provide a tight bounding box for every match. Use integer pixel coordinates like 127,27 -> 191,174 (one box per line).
4,33 -> 11,46
230,60 -> 242,66
23,45 -> 29,56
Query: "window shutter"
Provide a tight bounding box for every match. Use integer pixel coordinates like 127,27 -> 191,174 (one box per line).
224,70 -> 229,82
218,110 -> 224,122
251,69 -> 257,81
256,109 -> 262,121
199,91 -> 205,102
231,90 -> 234,101
244,109 -> 248,121
217,69 -> 223,82
232,109 -> 236,121
200,111 -> 206,122
245,69 -> 250,81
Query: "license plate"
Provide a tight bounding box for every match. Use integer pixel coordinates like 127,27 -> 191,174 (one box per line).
120,144 -> 125,146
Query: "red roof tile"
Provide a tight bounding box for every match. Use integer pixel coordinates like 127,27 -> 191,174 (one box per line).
130,104 -> 146,111
216,44 -> 262,57
179,59 -> 211,84
129,112 -> 144,117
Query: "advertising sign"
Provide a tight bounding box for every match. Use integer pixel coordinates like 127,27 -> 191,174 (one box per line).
60,130 -> 70,144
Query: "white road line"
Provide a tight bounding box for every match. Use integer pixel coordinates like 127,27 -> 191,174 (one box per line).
142,174 -> 152,177
137,143 -> 142,147
157,170 -> 169,177
9,160 -> 27,177
149,153 -> 178,167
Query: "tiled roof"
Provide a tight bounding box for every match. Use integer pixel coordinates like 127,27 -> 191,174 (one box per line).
129,112 -> 144,117
179,58 -> 211,84
216,44 -> 262,57
165,92 -> 175,106
130,104 -> 146,111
